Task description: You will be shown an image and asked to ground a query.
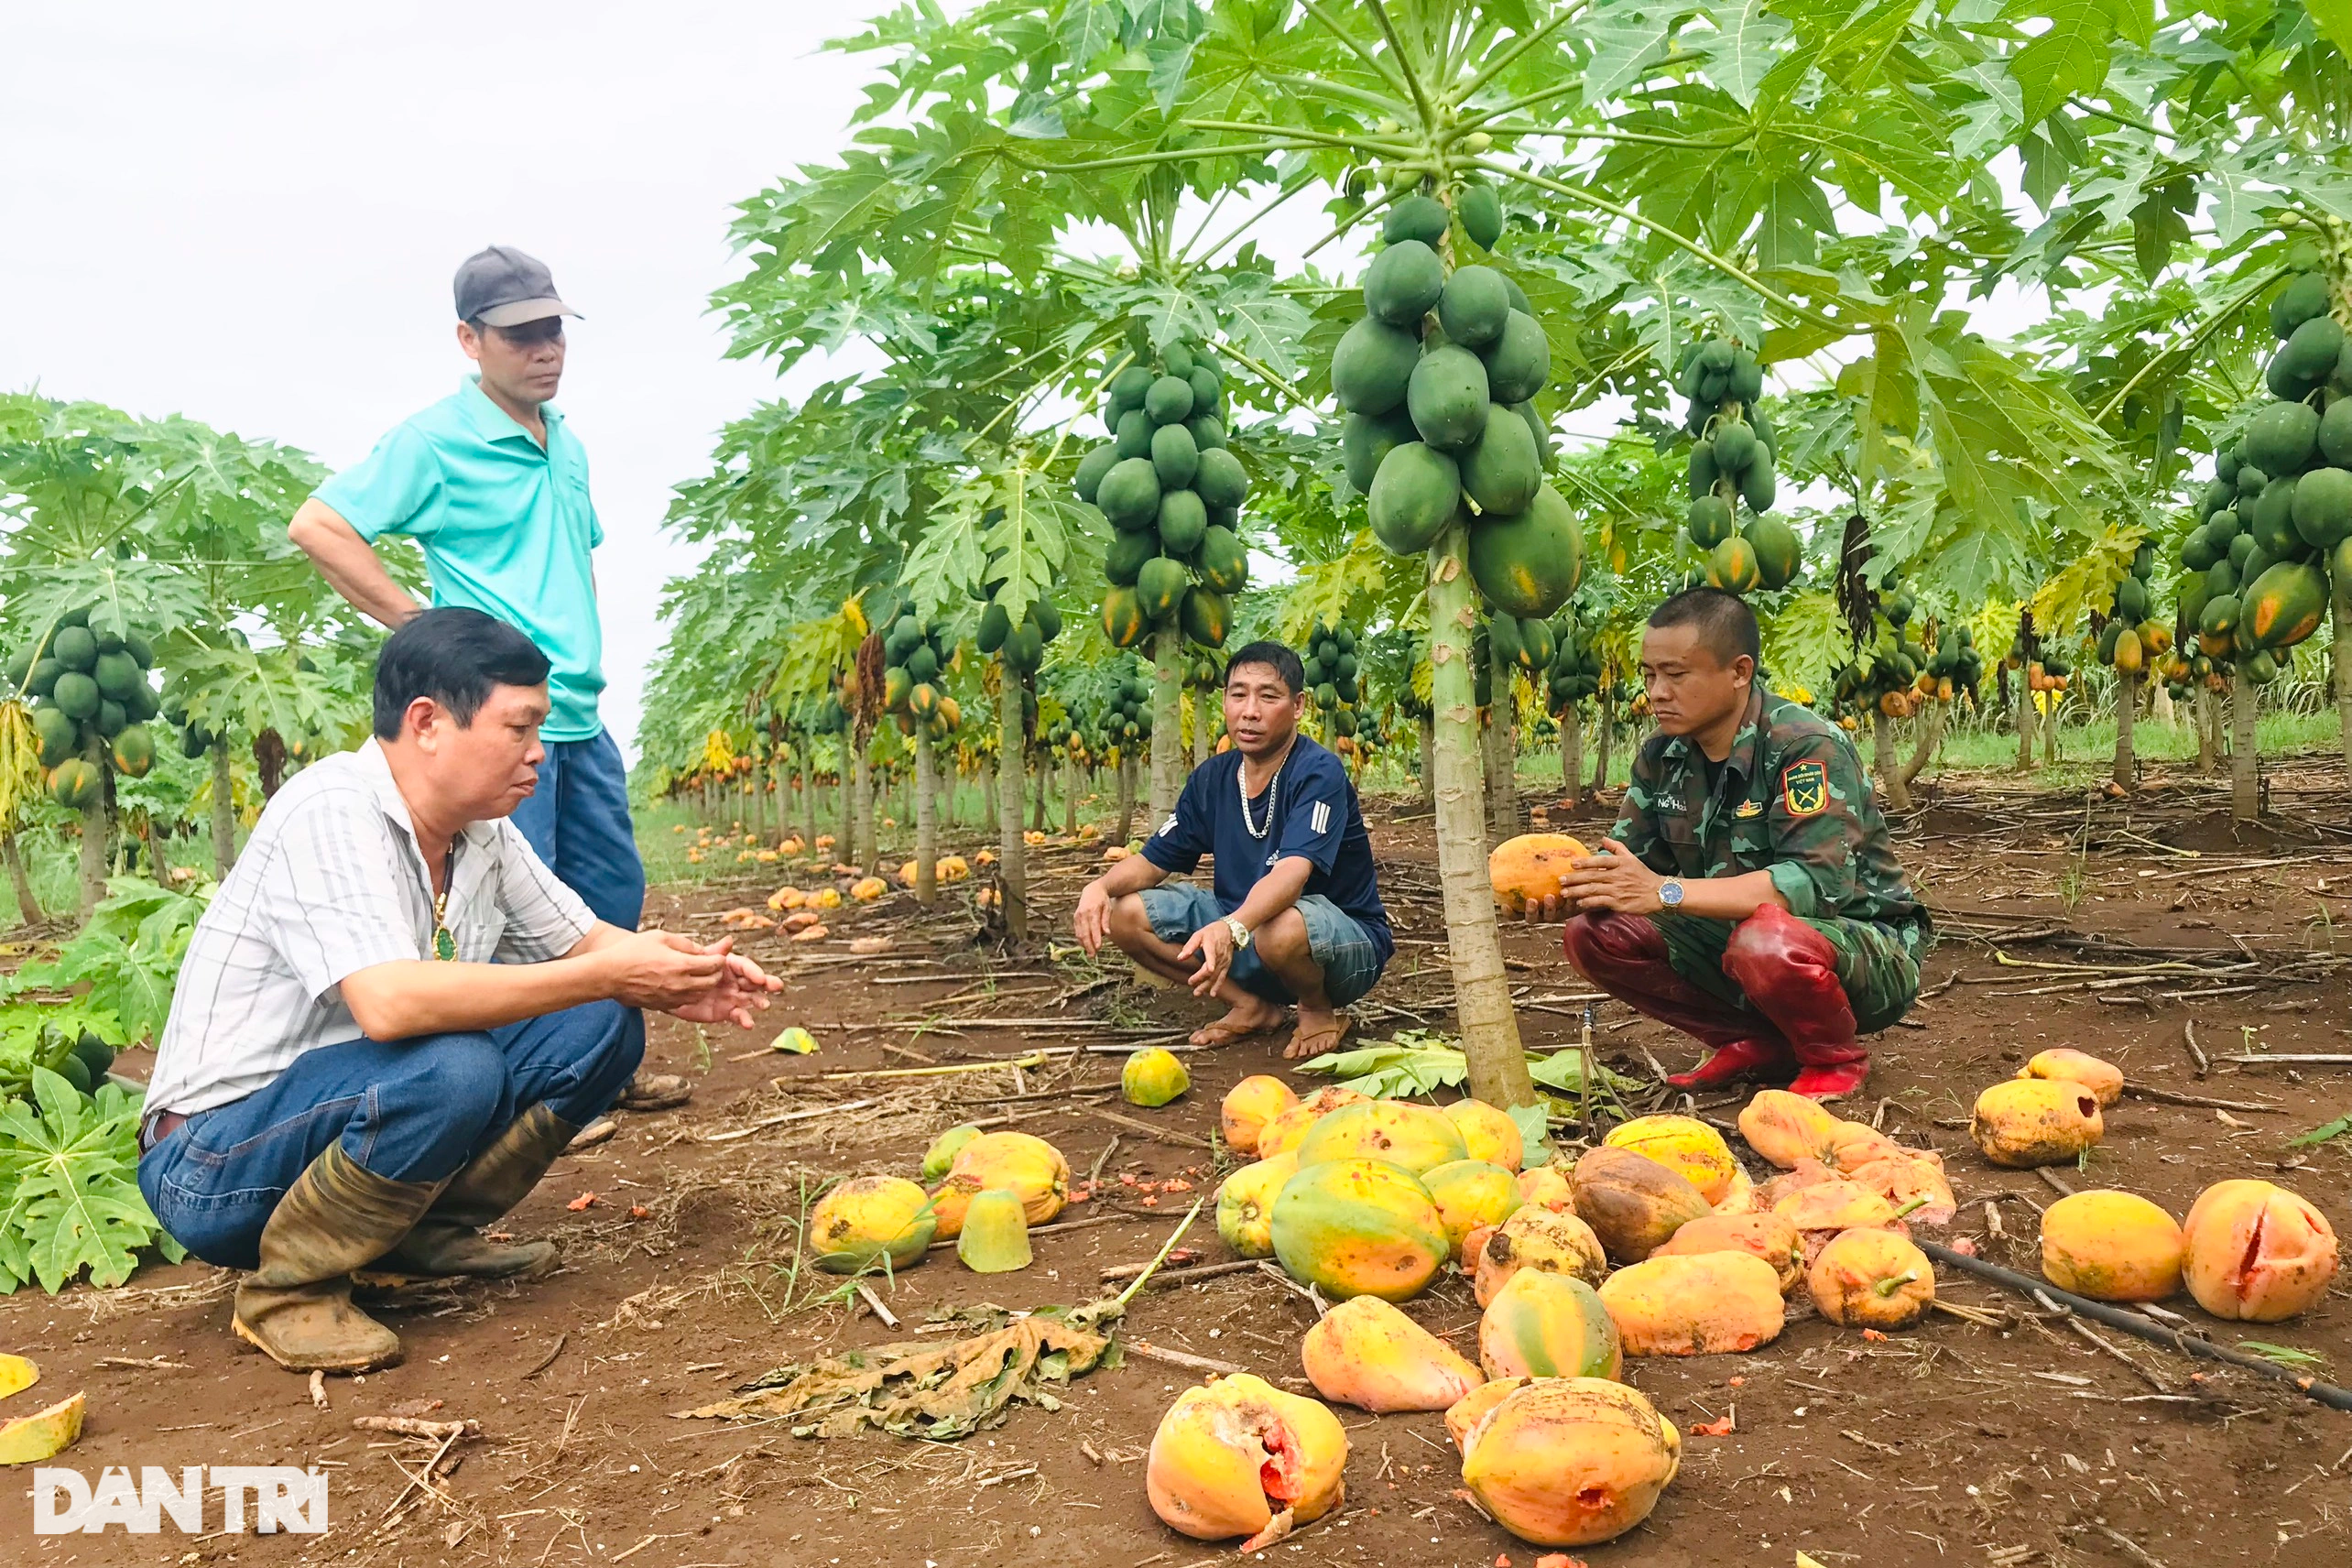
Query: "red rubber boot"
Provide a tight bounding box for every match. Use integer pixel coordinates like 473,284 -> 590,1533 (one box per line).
1721,906 -> 1869,1100
1562,913 -> 1796,1087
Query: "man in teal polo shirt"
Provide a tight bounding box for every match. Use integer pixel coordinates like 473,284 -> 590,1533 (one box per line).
289,245 -> 646,942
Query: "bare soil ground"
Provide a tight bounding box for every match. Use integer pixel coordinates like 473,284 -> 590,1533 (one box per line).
9,757 -> 2352,1568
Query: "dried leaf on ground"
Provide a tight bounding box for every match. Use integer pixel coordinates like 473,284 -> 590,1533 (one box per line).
677,1312 -> 1119,1440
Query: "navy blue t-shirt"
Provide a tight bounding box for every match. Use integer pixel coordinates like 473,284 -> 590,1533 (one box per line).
1138,736 -> 1393,964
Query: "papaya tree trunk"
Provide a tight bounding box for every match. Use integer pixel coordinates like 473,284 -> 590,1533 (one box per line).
1427,523 -> 1535,1110
2230,666 -> 2260,821
804,762 -> 821,850
2112,671 -> 2138,790
1486,638 -> 1519,842
77,739 -> 112,918
2014,681 -> 2035,771
1559,703 -> 1583,808
1116,752 -> 1137,844
4,829 -> 39,926
837,753 -> 854,860
2334,584 -> 2352,779
1595,690 -> 1617,798
1062,755 -> 1079,836
1148,625 -> 1182,822
2042,690 -> 2061,768
2195,685 -> 2218,774
853,730 -> 880,875
979,757 -> 996,833
1416,714 -> 1435,804
2151,681 -> 2175,730
1899,699 -> 1944,795
997,675 -> 1028,939
1192,691 -> 1211,775
1872,712 -> 1909,811
211,742 -> 237,880
1032,756 -> 1050,833
913,729 -> 938,905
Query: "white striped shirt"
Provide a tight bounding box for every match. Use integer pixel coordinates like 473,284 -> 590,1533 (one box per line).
145,739 -> 596,1116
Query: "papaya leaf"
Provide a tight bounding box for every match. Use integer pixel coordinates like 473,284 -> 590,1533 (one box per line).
2288,1112 -> 2351,1149
1698,0 -> 1792,109
1294,1031 -> 1472,1099
2009,0 -> 2113,126
0,1071 -> 181,1295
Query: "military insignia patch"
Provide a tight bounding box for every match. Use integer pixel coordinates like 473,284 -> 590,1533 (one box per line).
1781,758 -> 1828,818
1735,799 -> 1763,819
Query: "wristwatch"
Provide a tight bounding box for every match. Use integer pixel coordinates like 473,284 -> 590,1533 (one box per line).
1658,879 -> 1686,909
1225,916 -> 1253,950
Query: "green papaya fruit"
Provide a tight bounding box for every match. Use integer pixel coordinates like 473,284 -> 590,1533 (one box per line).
1343,408 -> 1421,495
1368,443 -> 1463,556
1151,422 -> 1199,489
1136,558 -> 1188,621
1198,527 -> 1248,593
1437,265 -> 1511,348
1332,317 -> 1422,416
1145,376 -> 1195,426
1364,240 -> 1444,327
1116,407 -> 1153,461
2291,464 -> 2352,549
1406,343 -> 1490,451
1466,485 -> 1582,619
1460,401 -> 1541,516
1158,488 -> 1209,555
1096,458 -> 1163,530
1382,194 -> 1449,246
1074,443 -> 1119,504
1687,495 -> 1736,550
1479,310 -> 1551,405
52,671 -> 100,722
1456,182 -> 1504,250
1193,448 -> 1249,510
51,626 -> 96,673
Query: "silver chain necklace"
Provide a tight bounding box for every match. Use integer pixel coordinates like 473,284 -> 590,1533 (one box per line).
1238,744 -> 1291,841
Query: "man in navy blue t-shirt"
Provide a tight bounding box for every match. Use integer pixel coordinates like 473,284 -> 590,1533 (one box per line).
1074,641 -> 1392,1060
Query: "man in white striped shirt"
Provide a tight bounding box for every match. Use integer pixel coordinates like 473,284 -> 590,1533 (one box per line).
139,608 -> 779,1376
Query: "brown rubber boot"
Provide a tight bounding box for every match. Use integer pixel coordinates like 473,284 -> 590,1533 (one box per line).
232,1143 -> 442,1374
368,1104 -> 577,1283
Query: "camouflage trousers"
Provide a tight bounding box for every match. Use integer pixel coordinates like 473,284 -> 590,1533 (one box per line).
1655,910 -> 1922,1036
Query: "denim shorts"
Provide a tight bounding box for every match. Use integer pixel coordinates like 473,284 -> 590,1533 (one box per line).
1138,885 -> 1386,1007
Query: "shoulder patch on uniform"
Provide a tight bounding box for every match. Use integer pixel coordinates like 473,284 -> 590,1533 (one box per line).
1780,758 -> 1828,818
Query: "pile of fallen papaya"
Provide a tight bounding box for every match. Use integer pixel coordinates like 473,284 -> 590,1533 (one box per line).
780,996 -> 2340,1553
1148,1041 -> 2341,1553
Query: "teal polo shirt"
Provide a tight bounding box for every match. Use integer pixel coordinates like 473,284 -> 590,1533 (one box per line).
316,378 -> 607,741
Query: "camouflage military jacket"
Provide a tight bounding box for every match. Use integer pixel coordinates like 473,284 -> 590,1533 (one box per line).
1611,686 -> 1930,942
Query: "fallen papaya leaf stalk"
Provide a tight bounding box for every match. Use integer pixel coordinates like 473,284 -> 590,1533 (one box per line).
1914,1240 -> 2352,1412
674,1198 -> 1207,1441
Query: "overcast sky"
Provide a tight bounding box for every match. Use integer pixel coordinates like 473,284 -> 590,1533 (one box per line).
2,2 -> 923,760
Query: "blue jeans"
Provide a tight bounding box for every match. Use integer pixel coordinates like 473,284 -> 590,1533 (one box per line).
509,729 -> 645,930
137,1002 -> 644,1270
1138,886 -> 1387,1007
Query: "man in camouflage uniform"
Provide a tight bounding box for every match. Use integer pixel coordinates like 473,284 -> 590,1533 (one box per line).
1532,588 -> 1929,1099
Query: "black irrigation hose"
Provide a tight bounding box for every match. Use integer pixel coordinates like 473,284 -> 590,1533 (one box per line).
1915,1239 -> 2352,1413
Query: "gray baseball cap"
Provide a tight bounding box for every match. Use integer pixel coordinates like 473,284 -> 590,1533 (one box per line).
453,245 -> 582,328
